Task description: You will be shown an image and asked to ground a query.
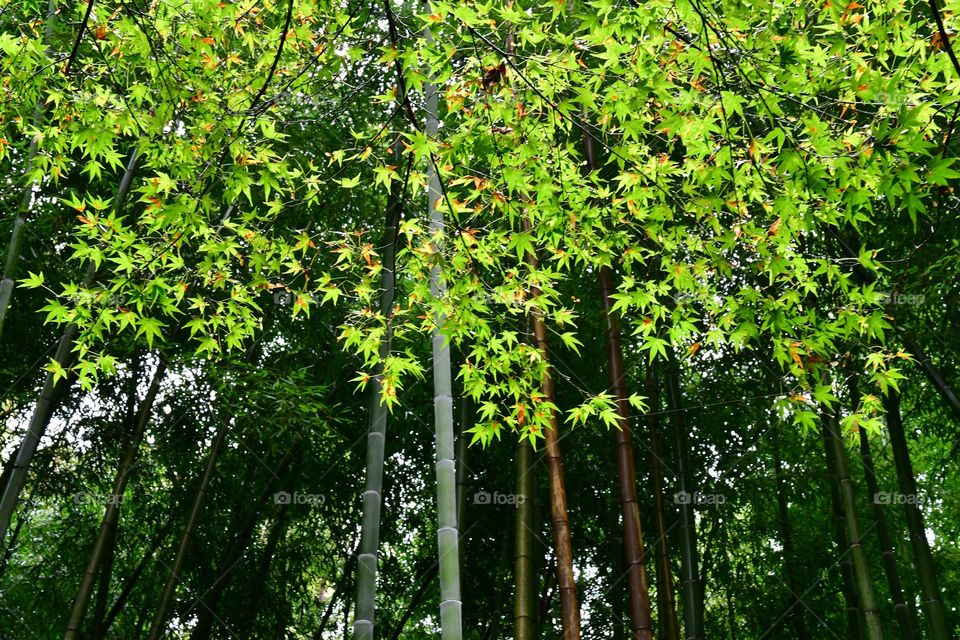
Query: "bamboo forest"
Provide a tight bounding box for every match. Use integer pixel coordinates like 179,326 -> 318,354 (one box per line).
2,0 -> 960,638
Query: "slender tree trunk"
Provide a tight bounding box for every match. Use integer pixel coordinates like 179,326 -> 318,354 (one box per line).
850,378 -> 917,640
388,562 -> 439,640
514,438 -> 537,640
597,265 -> 655,640
824,418 -> 864,640
582,96 -> 653,640
522,219 -> 581,640
608,500 -> 627,640
456,393 -> 470,584
189,443 -> 299,640
900,336 -> 960,423
821,408 -> 884,640
353,134 -> 404,639
313,542 -> 359,640
236,508 -> 289,638
0,0 -> 57,343
646,369 -> 680,640
663,352 -> 703,640
65,357 -> 168,639
883,391 -> 951,640
90,521 -> 117,640
147,421 -> 229,640
99,516 -> 175,638
425,52 -> 463,639
0,148 -> 139,546
770,426 -> 808,640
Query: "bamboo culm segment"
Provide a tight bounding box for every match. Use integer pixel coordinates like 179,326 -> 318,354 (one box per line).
883,392 -> 951,640
352,136 -> 403,640
513,438 -> 536,640
821,409 -> 884,640
850,377 -> 917,640
664,352 -> 704,640
523,218 -> 582,640
65,358 -> 168,639
426,45 -> 463,638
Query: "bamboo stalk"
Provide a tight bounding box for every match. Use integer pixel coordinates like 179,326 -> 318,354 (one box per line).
352,134 -> 404,640
513,437 -> 537,640
425,45 -> 463,638
663,351 -> 704,640
0,147 -> 140,546
65,357 -> 169,639
522,217 -> 581,640
821,407 -> 884,640
850,376 -> 917,640
147,421 -> 229,639
646,369 -> 681,640
882,391 -> 950,640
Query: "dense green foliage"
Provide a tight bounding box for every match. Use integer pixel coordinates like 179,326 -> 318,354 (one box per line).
1,0 -> 958,637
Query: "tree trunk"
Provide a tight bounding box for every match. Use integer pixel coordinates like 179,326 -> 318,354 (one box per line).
0,147 -> 139,546
352,132 -> 404,640
597,264 -> 655,640
583,96 -> 653,640
98,516 -> 175,638
0,0 -> 57,344
65,357 -> 168,639
663,352 -> 703,640
523,218 -> 581,640
147,421 -> 229,640
821,408 -> 884,640
824,416 -> 864,640
388,562 -> 439,640
514,438 -> 537,640
425,50 -> 463,639
189,443 -> 299,640
850,378 -> 917,640
770,426 -> 808,640
645,369 -> 680,640
883,391 -> 950,640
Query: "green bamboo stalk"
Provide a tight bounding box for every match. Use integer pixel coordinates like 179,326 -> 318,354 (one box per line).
645,369 -> 680,640
770,426 -> 808,640
147,421 -> 229,640
0,147 -> 140,546
98,516 -> 176,637
425,42 -> 463,639
352,140 -> 404,640
850,377 -> 917,640
514,438 -> 537,640
882,391 -> 950,640
823,417 -> 864,640
663,351 -> 703,640
65,357 -> 168,639
0,0 -> 57,343
821,408 -> 884,640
